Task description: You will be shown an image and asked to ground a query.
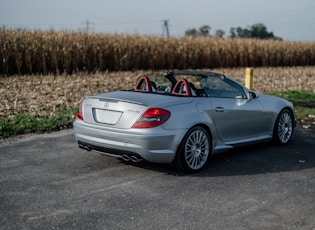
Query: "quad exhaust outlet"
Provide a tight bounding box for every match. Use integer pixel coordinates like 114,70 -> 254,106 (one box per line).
78,143 -> 92,151
78,142 -> 143,163
122,154 -> 143,163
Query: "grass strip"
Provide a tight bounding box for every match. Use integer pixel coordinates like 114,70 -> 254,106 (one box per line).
0,108 -> 76,138
269,90 -> 315,104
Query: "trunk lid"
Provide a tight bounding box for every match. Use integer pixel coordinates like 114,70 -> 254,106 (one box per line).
81,91 -> 192,129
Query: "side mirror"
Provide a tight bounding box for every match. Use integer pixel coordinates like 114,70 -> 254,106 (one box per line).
249,91 -> 258,99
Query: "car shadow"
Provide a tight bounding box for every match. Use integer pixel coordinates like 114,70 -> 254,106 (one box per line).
124,129 -> 315,177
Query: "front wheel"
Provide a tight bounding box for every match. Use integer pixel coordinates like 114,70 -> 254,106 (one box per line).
273,109 -> 294,145
173,126 -> 211,173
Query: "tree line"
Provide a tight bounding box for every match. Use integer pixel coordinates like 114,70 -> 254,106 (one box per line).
185,23 -> 283,40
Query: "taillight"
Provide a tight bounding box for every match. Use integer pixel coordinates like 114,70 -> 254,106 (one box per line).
77,101 -> 84,120
132,108 -> 171,128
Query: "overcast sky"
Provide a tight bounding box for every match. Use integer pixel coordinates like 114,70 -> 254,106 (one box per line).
1,0 -> 315,41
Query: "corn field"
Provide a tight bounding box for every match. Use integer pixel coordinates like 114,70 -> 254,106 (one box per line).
1,27 -> 315,75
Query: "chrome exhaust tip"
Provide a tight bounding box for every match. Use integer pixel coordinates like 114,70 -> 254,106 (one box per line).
121,154 -> 143,162
130,155 -> 142,163
122,154 -> 131,161
78,144 -> 92,152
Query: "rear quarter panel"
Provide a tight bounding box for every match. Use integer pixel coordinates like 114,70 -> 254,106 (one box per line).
161,98 -> 217,139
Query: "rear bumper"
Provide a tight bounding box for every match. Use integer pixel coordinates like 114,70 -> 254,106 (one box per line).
73,119 -> 185,163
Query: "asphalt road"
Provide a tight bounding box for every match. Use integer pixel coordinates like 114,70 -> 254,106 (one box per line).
1,129 -> 314,230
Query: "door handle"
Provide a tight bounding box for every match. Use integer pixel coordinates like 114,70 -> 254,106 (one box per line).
215,107 -> 226,112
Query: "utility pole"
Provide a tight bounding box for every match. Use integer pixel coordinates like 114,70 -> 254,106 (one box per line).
162,20 -> 170,37
81,19 -> 95,32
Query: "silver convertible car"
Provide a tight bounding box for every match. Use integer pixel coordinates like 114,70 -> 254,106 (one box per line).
74,70 -> 296,172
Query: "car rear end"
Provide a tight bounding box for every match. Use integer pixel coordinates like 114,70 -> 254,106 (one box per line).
73,91 -> 187,163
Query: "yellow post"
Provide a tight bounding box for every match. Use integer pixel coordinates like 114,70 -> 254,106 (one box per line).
245,68 -> 253,90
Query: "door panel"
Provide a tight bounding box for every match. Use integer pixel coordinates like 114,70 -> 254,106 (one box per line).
211,98 -> 268,142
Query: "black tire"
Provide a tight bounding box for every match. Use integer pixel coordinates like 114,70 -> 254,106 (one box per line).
273,109 -> 294,145
173,126 -> 211,173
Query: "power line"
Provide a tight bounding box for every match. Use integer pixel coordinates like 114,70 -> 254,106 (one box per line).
162,19 -> 170,37
80,19 -> 95,32
97,20 -> 160,26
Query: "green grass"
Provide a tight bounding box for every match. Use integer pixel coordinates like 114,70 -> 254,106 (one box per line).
268,90 -> 315,104
294,107 -> 315,120
0,108 -> 76,138
269,90 -> 315,131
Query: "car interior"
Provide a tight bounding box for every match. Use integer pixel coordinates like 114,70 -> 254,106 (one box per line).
133,72 -> 247,99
